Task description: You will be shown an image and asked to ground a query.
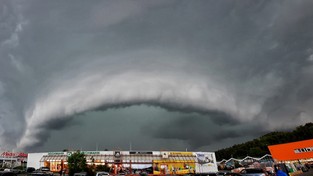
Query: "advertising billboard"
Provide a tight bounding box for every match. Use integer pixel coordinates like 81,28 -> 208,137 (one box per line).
195,152 -> 218,173
153,152 -> 195,175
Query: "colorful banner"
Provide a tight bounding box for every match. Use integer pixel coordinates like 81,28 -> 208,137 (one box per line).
153,160 -> 195,175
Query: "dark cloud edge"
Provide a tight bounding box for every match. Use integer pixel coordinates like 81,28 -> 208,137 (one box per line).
22,100 -> 239,151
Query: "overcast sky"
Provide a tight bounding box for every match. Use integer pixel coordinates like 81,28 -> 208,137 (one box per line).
0,0 -> 313,153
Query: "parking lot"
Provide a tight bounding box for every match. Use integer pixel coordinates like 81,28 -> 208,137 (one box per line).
13,170 -> 313,176
298,168 -> 313,176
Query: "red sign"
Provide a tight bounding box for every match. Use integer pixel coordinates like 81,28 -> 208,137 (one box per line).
1,152 -> 27,158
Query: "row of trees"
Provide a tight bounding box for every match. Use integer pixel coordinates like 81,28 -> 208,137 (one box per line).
215,122 -> 313,161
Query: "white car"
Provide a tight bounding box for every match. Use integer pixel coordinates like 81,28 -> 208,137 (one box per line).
95,172 -> 109,176
74,172 -> 88,176
240,168 -> 267,176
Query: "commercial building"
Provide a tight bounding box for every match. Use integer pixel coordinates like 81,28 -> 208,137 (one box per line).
268,139 -> 313,175
268,139 -> 313,162
27,150 -> 218,175
0,152 -> 27,168
217,154 -> 274,169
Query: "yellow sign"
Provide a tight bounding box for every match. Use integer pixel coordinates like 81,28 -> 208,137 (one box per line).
169,152 -> 193,155
153,160 -> 195,175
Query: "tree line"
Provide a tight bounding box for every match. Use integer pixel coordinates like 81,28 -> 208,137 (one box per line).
215,122 -> 313,161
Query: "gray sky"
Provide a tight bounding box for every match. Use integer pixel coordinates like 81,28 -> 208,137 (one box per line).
0,0 -> 313,153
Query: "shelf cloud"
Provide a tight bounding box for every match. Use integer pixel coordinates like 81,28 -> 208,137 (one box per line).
0,0 -> 313,152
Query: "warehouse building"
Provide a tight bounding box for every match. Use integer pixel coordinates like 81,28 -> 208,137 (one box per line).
27,150 -> 218,175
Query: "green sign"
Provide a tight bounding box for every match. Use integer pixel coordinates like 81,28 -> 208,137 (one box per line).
82,151 -> 100,155
48,152 -> 65,155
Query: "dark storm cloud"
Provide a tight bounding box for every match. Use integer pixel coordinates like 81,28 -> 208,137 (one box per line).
0,0 -> 313,151
145,113 -> 266,150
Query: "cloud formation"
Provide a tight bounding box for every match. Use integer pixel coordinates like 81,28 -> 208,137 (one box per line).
0,0 -> 313,152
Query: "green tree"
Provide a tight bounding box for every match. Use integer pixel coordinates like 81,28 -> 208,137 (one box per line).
95,164 -> 110,172
215,123 -> 313,161
67,151 -> 87,176
248,147 -> 263,157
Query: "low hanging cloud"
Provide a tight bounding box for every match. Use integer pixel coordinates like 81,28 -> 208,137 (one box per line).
0,0 -> 313,151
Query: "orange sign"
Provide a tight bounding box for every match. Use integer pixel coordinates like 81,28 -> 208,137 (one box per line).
268,139 -> 313,161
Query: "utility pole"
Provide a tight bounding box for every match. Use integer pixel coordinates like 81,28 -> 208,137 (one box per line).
10,149 -> 14,169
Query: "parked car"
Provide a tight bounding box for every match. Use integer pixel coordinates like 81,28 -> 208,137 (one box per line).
28,172 -> 54,176
240,168 -> 268,176
305,161 -> 313,168
95,172 -> 109,176
12,169 -> 23,174
217,171 -> 225,176
1,169 -> 21,174
32,167 -> 53,176
300,165 -> 309,172
27,167 -> 36,173
0,171 -> 17,176
73,172 -> 88,176
224,172 -> 242,176
38,167 -> 50,172
225,165 -> 235,170
195,173 -> 218,176
217,171 -> 242,176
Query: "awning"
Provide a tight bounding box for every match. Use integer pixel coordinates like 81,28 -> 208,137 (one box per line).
87,154 -> 162,164
86,154 -> 113,160
40,155 -> 67,162
40,154 -> 197,164
123,154 -> 161,163
88,154 -> 197,164
169,155 -> 197,162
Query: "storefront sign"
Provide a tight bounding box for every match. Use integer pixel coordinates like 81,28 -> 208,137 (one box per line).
294,147 -> 313,154
1,152 -> 28,157
82,151 -> 100,155
170,152 -> 193,155
130,151 -> 153,154
48,152 -> 65,155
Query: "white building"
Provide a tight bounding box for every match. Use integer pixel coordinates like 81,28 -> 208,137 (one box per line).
27,150 -> 218,175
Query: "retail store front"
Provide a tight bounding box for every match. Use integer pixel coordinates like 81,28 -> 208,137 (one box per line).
28,151 -> 218,175
268,139 -> 313,176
